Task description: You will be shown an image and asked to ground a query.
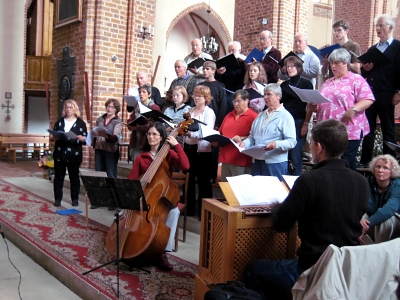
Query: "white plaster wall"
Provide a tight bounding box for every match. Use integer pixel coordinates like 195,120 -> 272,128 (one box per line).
153,0 -> 235,95
0,0 -> 25,133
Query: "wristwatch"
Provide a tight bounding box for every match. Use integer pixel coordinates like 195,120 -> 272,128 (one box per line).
351,107 -> 358,113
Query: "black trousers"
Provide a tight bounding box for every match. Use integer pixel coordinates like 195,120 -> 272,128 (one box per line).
54,160 -> 81,202
184,144 -> 213,216
361,91 -> 396,163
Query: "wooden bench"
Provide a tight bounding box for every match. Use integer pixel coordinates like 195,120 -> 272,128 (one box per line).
0,133 -> 50,163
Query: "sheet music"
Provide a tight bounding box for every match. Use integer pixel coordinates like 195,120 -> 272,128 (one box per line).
138,101 -> 152,113
200,124 -> 243,150
282,175 -> 299,190
86,126 -> 113,147
240,144 -> 267,159
227,174 -> 288,206
289,86 -> 331,104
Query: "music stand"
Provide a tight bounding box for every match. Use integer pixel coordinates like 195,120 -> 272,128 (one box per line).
80,176 -> 149,299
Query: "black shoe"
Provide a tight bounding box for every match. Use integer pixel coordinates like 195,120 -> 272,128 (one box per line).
108,206 -> 116,211
72,201 -> 79,207
90,205 -> 99,209
54,201 -> 61,207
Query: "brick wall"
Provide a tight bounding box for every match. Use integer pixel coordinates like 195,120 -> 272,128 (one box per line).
51,0 -> 156,167
234,0 -> 309,62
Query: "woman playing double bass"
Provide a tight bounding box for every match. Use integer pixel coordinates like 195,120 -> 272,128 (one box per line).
127,122 -> 189,271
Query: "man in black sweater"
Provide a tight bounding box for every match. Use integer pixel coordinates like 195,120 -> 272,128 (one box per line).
360,14 -> 400,164
246,119 -> 369,297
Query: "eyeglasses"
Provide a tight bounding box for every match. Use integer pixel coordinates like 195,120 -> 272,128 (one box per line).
286,65 -> 296,69
107,105 -> 116,109
232,100 -> 244,105
259,37 -> 269,41
146,133 -> 160,137
375,24 -> 389,28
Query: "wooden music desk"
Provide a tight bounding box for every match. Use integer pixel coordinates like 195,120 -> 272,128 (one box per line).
194,182 -> 299,300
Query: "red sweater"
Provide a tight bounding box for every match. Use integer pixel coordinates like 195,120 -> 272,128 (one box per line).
128,144 -> 189,180
219,109 -> 258,167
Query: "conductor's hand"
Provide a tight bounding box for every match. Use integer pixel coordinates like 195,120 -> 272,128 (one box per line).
362,63 -> 373,72
166,136 -> 178,147
360,219 -> 370,234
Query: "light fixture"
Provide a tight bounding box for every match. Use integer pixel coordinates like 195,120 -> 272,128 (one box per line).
138,22 -> 154,40
111,55 -> 119,62
262,18 -> 268,25
200,1 -> 218,54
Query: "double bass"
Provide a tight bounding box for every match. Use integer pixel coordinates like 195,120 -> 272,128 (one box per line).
105,119 -> 193,263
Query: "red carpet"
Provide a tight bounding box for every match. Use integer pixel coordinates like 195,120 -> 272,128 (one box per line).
0,178 -> 197,299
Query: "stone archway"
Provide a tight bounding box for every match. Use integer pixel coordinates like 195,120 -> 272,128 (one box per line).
165,3 -> 232,54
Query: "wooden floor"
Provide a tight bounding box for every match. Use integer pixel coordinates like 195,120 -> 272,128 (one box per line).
0,158 -> 41,178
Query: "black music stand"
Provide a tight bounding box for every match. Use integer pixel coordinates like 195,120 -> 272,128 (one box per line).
80,176 -> 149,299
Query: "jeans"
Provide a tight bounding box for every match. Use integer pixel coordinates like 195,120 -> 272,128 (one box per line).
165,207 -> 180,252
289,118 -> 306,175
251,160 -> 288,181
95,149 -> 119,178
246,258 -> 303,295
54,160 -> 81,202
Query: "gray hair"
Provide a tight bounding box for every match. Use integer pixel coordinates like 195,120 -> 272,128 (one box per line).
374,14 -> 395,30
369,154 -> 400,178
228,41 -> 242,50
264,83 -> 281,98
261,30 -> 273,38
328,48 -> 351,69
294,32 -> 307,42
175,59 -> 187,68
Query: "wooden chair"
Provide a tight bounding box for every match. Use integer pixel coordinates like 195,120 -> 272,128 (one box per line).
171,171 -> 189,252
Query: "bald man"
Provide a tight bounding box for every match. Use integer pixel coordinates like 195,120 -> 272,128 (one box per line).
184,38 -> 213,84
258,30 -> 281,83
128,70 -> 163,111
278,33 -> 320,87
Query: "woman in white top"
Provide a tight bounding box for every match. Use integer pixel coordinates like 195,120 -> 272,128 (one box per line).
184,85 -> 216,218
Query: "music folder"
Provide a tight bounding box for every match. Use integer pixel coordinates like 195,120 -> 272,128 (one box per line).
245,48 -> 265,63
123,95 -> 138,107
278,51 -> 303,68
141,110 -> 173,123
216,54 -> 240,72
127,115 -> 148,126
244,88 -> 263,100
47,129 -> 77,140
357,47 -> 391,71
319,44 -> 341,58
187,57 -> 211,69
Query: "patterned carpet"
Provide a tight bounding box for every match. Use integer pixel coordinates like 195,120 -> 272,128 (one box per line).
0,178 -> 197,299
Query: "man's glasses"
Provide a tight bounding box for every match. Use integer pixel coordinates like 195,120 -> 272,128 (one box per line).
232,100 -> 244,105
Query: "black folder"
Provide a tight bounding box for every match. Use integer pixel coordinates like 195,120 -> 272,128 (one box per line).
358,47 -> 391,70
278,51 -> 303,68
188,58 -> 206,69
216,54 -> 240,72
127,116 -> 148,126
244,88 -> 263,100
141,110 -> 173,122
202,134 -> 232,147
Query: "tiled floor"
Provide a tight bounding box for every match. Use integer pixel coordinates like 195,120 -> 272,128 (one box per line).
0,159 -> 200,299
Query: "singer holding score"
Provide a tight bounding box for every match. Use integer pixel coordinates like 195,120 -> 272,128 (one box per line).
237,84 -> 296,180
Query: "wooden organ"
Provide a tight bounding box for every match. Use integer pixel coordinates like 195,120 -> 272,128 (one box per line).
194,183 -> 299,300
